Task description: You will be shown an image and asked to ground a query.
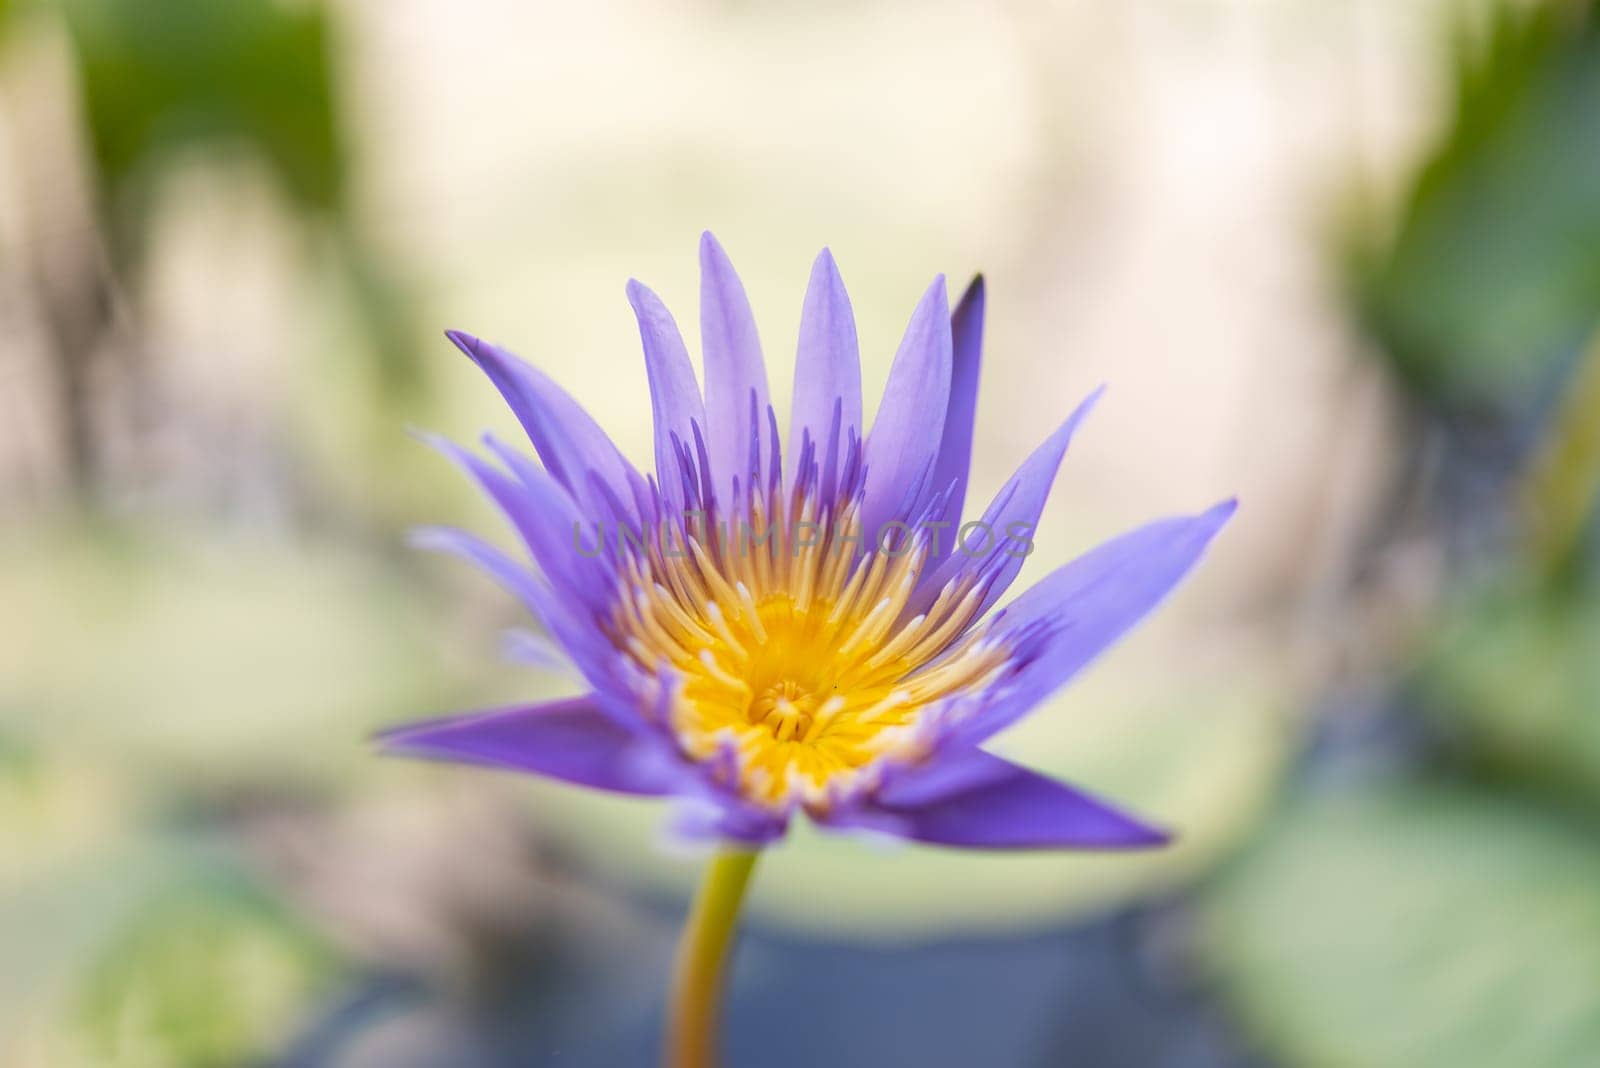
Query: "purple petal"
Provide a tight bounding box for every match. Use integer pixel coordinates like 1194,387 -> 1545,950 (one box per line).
627,280 -> 706,516
409,526 -> 617,686
499,628 -> 573,673
446,331 -> 640,524
861,276 -> 952,534
826,747 -> 1168,850
927,275 -> 985,537
699,233 -> 771,498
789,248 -> 862,476
408,525 -> 543,615
419,433 -> 613,615
910,387 -> 1103,616
670,797 -> 791,846
377,697 -> 686,796
955,499 -> 1237,746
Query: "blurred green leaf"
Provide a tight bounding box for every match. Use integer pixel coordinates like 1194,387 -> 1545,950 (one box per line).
0,747 -> 132,889
1203,785 -> 1600,1068
58,0 -> 427,396
1348,2 -> 1600,407
0,843 -> 180,1042
1422,579 -> 1600,805
2,839 -> 332,1066
63,0 -> 343,233
67,876 -> 332,1065
0,526 -> 519,785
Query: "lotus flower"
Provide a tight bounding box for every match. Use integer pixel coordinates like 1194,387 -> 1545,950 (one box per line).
383,234 -> 1233,850
380,234 -> 1234,1066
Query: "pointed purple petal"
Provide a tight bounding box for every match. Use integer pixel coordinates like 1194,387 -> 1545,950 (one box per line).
955,499 -> 1237,745
627,280 -> 707,516
378,697 -> 685,796
408,525 -> 544,615
928,275 -> 985,534
417,433 -> 614,615
861,276 -> 952,534
912,387 -> 1103,614
499,627 -> 573,673
826,747 -> 1168,850
409,526 -> 617,686
446,331 -> 640,523
700,233 -> 771,498
789,249 -> 862,477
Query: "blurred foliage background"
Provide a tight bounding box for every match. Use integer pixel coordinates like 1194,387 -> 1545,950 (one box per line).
1,0 -> 1598,1065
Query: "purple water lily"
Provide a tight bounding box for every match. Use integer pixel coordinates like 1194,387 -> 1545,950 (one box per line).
381,234 -> 1233,851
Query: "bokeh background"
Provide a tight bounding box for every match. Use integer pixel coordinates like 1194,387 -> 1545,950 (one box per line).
3,0 -> 1599,1064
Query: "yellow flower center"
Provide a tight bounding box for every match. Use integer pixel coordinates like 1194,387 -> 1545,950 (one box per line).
750,680 -> 817,742
607,497 -> 1011,809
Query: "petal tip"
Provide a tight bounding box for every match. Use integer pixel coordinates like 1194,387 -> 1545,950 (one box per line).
445,329 -> 483,359
370,717 -> 440,754
957,273 -> 986,308
1122,821 -> 1175,849
625,278 -> 660,316
908,273 -> 951,324
407,427 -> 457,456
404,524 -> 457,553
809,246 -> 845,290
699,229 -> 727,260
1208,497 -> 1241,525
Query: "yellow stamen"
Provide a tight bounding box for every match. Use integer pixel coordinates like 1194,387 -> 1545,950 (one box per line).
607,501 -> 1012,809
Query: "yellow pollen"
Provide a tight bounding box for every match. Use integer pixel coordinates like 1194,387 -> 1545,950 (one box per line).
607,490 -> 1012,810
751,681 -> 817,742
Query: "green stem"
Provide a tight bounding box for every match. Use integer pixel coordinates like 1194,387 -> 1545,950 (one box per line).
665,848 -> 761,1068
1523,328 -> 1600,581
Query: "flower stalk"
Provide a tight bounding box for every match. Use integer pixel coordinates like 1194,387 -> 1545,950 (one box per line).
1522,327 -> 1600,582
666,848 -> 761,1068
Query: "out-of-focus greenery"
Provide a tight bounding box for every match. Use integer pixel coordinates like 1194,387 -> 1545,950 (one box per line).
0,525 -> 499,1065
1206,5 -> 1600,1067
1364,1 -> 1600,813
58,0 -> 422,397
1423,577 -> 1600,805
1347,0 -> 1600,409
66,878 -> 332,1065
64,0 -> 343,235
1,825 -> 334,1067
0,526 -> 488,781
2,2 -> 401,1055
0,0 -> 532,1006
1203,786 -> 1600,1068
